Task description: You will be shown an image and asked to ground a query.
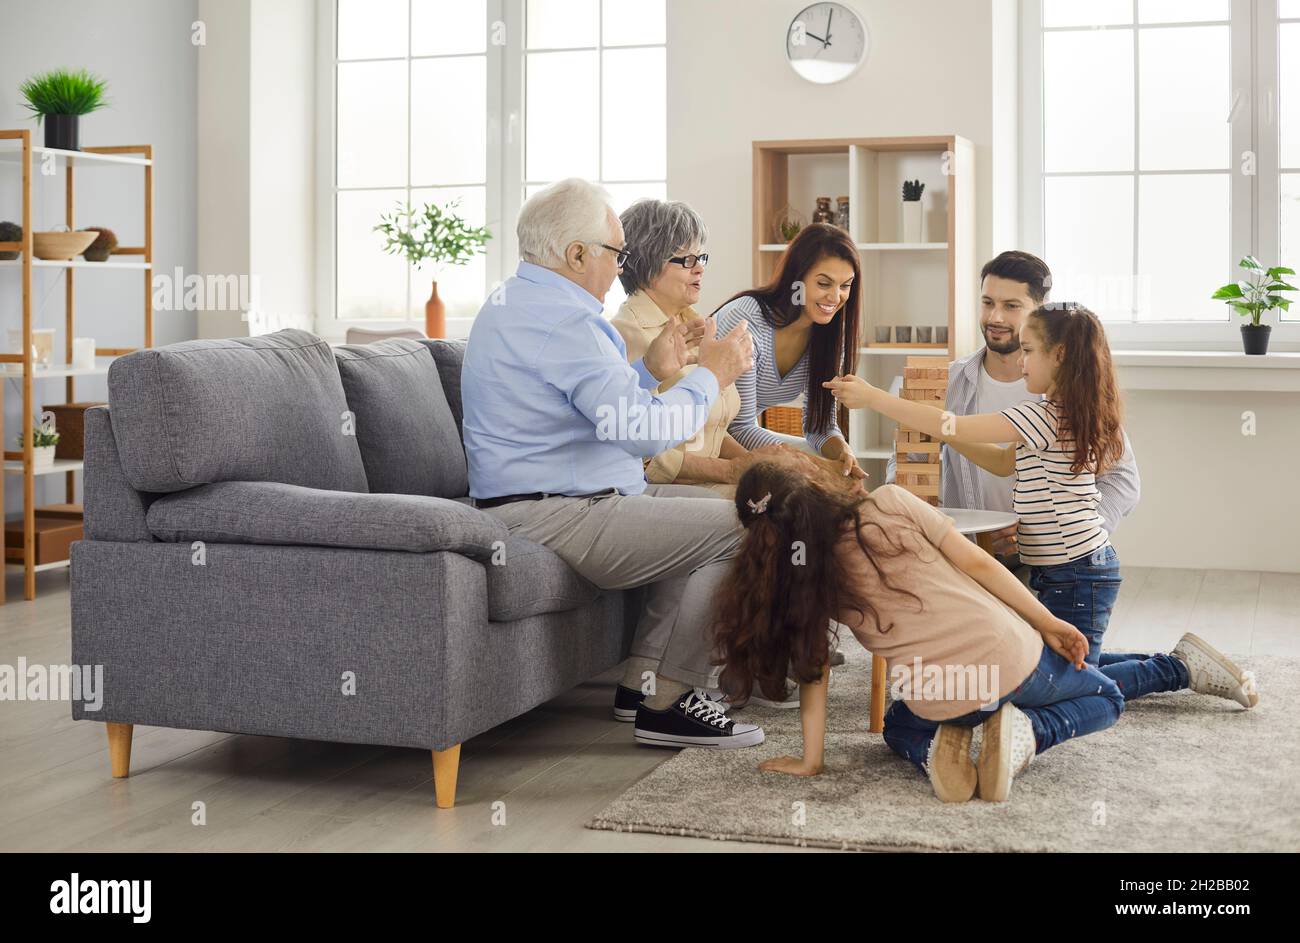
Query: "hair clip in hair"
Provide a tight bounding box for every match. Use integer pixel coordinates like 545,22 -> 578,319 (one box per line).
747,492 -> 772,515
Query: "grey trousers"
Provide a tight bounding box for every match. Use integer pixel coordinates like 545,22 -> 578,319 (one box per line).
481,484 -> 740,688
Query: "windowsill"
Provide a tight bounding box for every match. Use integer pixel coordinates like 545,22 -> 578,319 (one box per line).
1112,349 -> 1300,391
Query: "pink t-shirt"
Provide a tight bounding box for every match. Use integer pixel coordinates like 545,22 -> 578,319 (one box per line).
836,484 -> 1043,721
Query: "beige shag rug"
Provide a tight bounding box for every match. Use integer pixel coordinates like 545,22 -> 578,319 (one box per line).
589,646 -> 1299,851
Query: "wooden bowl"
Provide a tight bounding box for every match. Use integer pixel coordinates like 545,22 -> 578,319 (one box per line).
33,231 -> 97,261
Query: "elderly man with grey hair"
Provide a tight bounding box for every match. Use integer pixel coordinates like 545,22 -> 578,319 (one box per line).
462,178 -> 765,749
613,199 -> 785,497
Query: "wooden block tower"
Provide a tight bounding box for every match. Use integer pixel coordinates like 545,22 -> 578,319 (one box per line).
893,356 -> 949,506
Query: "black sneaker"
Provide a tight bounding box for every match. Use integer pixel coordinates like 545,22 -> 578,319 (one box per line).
613,684 -> 732,722
613,684 -> 643,722
633,692 -> 765,749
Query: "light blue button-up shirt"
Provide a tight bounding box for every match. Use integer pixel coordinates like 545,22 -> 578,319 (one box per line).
462,261 -> 721,499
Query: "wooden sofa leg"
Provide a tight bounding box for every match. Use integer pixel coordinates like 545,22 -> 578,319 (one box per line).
432,744 -> 461,809
106,723 -> 134,778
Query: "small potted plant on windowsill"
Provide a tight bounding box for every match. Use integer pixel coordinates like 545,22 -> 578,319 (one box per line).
18,68 -> 109,151
374,199 -> 491,339
1212,256 -> 1297,355
17,425 -> 60,471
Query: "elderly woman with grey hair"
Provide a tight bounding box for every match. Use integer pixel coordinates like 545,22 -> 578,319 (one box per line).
612,199 -> 782,496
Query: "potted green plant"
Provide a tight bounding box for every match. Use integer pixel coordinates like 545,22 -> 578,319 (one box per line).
901,179 -> 925,242
17,425 -> 60,471
18,68 -> 109,151
1211,256 -> 1297,355
374,199 -> 491,338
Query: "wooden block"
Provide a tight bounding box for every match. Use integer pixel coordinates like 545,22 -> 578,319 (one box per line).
910,483 -> 940,497
908,378 -> 948,389
905,356 -> 950,370
897,462 -> 943,475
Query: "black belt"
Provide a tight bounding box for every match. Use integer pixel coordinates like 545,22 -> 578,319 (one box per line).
475,488 -> 617,509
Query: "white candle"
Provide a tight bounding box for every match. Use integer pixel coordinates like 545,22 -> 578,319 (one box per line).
72,337 -> 96,370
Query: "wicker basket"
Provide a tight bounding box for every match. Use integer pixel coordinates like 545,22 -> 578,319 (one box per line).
761,405 -> 802,436
41,402 -> 105,460
32,231 -> 97,261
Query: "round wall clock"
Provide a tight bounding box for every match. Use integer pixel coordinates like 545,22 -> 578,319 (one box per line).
786,2 -> 869,85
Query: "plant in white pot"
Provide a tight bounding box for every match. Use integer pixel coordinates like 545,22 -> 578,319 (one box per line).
1211,256 -> 1297,355
373,199 -> 491,339
901,178 -> 925,243
17,424 -> 60,471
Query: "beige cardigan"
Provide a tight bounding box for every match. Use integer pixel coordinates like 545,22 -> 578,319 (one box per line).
612,291 -> 741,488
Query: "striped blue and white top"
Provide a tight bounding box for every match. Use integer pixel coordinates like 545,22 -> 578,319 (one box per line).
714,295 -> 843,453
1000,399 -> 1110,567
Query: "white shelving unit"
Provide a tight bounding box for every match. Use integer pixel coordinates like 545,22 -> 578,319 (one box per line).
0,129 -> 153,602
0,259 -> 151,270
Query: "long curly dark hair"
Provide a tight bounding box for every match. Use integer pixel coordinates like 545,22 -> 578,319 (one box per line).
713,223 -> 861,440
1027,303 -> 1125,476
713,461 -> 925,703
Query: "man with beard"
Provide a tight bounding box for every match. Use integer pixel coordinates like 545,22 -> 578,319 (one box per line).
889,251 -> 1140,567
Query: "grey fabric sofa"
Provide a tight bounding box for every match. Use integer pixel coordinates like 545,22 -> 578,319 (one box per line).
70,328 -> 636,808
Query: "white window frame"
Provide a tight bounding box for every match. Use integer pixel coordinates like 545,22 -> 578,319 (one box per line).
315,0 -> 513,341
1020,0 -> 1300,350
315,0 -> 666,340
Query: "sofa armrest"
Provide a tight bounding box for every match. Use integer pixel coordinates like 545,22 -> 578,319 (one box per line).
145,481 -> 506,559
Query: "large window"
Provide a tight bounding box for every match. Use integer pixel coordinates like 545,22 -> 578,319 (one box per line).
1022,0 -> 1300,345
320,0 -> 666,336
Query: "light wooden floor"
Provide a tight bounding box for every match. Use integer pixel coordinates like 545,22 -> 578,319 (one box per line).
1,565 -> 1296,852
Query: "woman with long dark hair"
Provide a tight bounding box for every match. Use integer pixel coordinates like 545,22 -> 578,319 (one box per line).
714,223 -> 864,482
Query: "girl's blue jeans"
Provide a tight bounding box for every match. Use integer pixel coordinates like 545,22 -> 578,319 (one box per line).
883,544 -> 1190,775
884,645 -> 1126,773
1028,543 -> 1188,699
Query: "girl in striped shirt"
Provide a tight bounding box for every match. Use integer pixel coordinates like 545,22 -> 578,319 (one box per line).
824,303 -> 1258,709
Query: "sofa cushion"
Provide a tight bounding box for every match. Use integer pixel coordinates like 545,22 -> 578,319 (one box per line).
418,339 -> 467,439
486,535 -> 601,621
146,480 -> 507,559
334,339 -> 468,498
107,329 -> 368,494
82,406 -> 156,542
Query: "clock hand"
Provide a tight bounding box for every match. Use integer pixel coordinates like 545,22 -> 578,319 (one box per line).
805,31 -> 827,42
826,7 -> 833,44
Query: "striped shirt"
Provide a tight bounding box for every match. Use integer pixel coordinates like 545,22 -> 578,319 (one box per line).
1000,400 -> 1110,567
714,295 -> 843,452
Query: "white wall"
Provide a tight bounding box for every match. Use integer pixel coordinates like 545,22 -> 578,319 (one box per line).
0,0 -> 199,515
1111,389 -> 1300,572
197,0 -> 316,339
667,0 -> 1009,314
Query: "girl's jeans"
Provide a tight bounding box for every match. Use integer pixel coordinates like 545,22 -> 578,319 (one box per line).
1029,543 -> 1188,699
884,645 -> 1125,774
884,545 -> 1191,776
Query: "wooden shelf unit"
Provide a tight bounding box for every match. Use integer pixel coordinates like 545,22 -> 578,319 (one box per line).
0,129 -> 153,602
751,135 -> 978,464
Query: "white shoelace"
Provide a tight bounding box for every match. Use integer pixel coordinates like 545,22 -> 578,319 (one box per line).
681,693 -> 729,728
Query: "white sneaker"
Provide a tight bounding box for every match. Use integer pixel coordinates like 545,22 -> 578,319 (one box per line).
747,681 -> 801,709
977,702 -> 1036,802
925,724 -> 978,802
1171,632 -> 1259,709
